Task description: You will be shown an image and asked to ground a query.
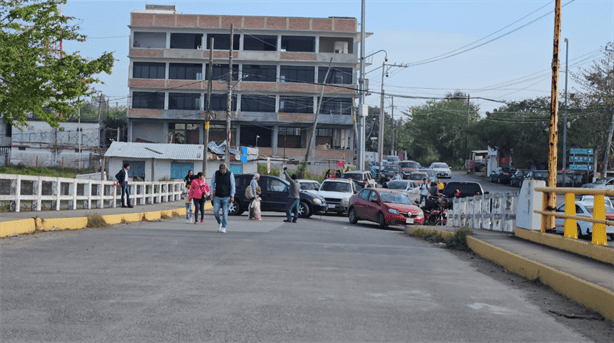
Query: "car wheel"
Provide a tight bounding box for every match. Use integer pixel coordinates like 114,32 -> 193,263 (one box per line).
609,234 -> 614,241
497,176 -> 501,184
577,225 -> 584,239
378,213 -> 387,229
298,201 -> 311,218
229,199 -> 242,216
348,208 -> 359,224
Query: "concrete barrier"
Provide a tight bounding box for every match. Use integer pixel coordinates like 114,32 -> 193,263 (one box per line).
0,218 -> 36,237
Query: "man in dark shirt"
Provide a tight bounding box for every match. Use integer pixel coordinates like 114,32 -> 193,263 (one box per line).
115,163 -> 132,208
211,163 -> 235,233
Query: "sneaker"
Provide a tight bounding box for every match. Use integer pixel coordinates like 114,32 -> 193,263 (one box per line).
194,221 -> 198,225
221,227 -> 226,233
128,205 -> 133,208
186,219 -> 190,224
283,219 -> 292,223
217,223 -> 223,232
201,219 -> 204,223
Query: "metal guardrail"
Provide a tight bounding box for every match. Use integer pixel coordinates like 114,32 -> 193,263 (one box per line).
447,192 -> 519,232
0,174 -> 184,213
534,186 -> 609,245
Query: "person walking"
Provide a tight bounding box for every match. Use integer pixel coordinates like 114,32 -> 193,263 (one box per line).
247,173 -> 261,220
184,170 -> 194,187
283,167 -> 300,223
325,169 -> 332,179
189,172 -> 210,224
183,184 -> 193,223
115,163 -> 132,208
211,163 -> 235,233
419,178 -> 429,205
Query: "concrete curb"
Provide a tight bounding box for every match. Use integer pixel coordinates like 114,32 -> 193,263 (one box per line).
0,202 -> 212,238
515,227 -> 614,266
468,236 -> 614,322
404,226 -> 614,321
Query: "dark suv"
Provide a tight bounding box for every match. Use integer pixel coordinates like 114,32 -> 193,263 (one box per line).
231,174 -> 327,218
442,181 -> 486,198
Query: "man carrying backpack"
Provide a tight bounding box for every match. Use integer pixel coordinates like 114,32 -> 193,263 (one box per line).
115,163 -> 132,208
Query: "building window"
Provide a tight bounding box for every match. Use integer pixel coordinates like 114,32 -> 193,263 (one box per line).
279,127 -> 302,136
243,35 -> 277,51
133,32 -> 166,49
278,127 -> 302,148
319,97 -> 353,115
168,123 -> 200,144
279,66 -> 314,83
132,92 -> 165,109
206,34 -> 240,51
317,128 -> 333,137
170,33 -> 203,49
319,37 -> 354,54
133,62 -> 165,79
241,95 -> 275,113
205,64 -> 239,81
169,63 -> 202,80
18,146 -> 26,151
281,36 -> 315,52
6,124 -> 12,137
204,94 -> 237,111
279,96 -> 313,114
319,67 -> 353,84
241,64 -> 276,82
168,93 -> 200,110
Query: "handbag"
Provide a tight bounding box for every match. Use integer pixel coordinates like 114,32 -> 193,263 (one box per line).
245,184 -> 255,199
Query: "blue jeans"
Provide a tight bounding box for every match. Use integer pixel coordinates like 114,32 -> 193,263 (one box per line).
213,196 -> 230,228
285,198 -> 300,222
185,202 -> 192,220
121,185 -> 131,206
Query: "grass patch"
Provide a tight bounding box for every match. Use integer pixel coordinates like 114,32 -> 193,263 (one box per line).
160,213 -> 171,220
0,165 -> 91,178
120,218 -> 128,224
171,211 -> 180,218
87,214 -> 109,228
412,227 -> 473,251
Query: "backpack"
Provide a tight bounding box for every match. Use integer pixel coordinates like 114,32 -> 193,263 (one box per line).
244,184 -> 255,199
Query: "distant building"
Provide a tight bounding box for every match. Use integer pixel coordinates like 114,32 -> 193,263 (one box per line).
8,119 -> 104,168
127,5 -> 364,170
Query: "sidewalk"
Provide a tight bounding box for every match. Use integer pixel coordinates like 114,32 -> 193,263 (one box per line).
407,225 -> 614,321
0,201 -> 190,222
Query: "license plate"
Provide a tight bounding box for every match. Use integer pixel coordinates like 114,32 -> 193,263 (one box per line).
406,218 -> 414,224
328,204 -> 336,209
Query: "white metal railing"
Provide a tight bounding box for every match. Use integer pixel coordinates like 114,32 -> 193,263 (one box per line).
0,174 -> 184,213
447,192 -> 519,232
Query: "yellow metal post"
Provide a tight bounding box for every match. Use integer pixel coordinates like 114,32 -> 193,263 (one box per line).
564,193 -> 577,238
592,194 -> 608,245
546,0 -> 562,231
541,192 -> 548,232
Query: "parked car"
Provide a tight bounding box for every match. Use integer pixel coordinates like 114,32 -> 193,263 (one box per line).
406,171 -> 429,183
510,169 -> 531,187
474,160 -> 486,172
348,188 -> 424,229
370,161 -> 389,179
341,170 -> 377,189
556,172 -> 574,187
232,174 -> 327,218
315,179 -> 357,215
442,181 -> 486,198
400,160 -> 421,178
489,167 -> 515,184
579,195 -> 614,209
379,165 -> 403,184
429,162 -> 452,178
385,180 -> 421,202
386,155 -> 401,164
526,170 -> 548,182
298,179 -> 321,195
582,177 -> 614,189
418,168 -> 437,183
554,201 -> 614,240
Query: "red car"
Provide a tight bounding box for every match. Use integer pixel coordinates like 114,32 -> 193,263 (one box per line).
348,188 -> 424,229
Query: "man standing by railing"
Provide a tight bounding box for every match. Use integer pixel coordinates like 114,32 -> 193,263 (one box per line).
115,163 -> 132,208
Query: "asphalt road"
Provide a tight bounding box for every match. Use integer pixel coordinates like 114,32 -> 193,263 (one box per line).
1,212 -> 589,342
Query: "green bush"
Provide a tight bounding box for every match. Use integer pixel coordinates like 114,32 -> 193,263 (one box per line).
412,227 -> 473,250
0,165 -> 85,178
87,214 -> 109,228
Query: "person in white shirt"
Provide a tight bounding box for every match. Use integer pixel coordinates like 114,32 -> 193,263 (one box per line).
419,178 -> 429,205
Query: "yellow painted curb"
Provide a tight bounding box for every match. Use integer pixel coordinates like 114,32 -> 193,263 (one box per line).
515,227 -> 614,266
142,211 -> 161,221
38,217 -> 88,231
467,236 -> 614,322
405,226 -> 455,239
0,218 -> 36,237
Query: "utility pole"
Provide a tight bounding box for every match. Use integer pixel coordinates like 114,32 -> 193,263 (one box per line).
390,96 -> 395,155
562,38 -> 569,186
546,0 -> 562,232
78,105 -> 82,170
379,62 -> 407,177
225,24 -> 234,165
465,94 -> 470,166
358,0 -> 366,170
97,92 -> 102,122
305,58 -> 333,163
204,37 -> 214,177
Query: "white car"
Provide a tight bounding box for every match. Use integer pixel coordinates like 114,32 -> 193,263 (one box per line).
429,162 -> 452,178
579,195 -> 613,209
316,179 -> 357,215
385,180 -> 421,202
554,201 -> 614,240
298,179 -> 321,195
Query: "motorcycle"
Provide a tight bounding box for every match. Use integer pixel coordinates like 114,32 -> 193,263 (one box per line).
421,196 -> 447,226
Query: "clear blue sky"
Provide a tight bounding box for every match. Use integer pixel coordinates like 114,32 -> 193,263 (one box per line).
62,0 -> 613,115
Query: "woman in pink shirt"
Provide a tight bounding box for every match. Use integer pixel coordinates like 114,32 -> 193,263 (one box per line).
189,172 -> 210,224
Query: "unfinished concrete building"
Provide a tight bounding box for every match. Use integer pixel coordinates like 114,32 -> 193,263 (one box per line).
127,5 -> 362,167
